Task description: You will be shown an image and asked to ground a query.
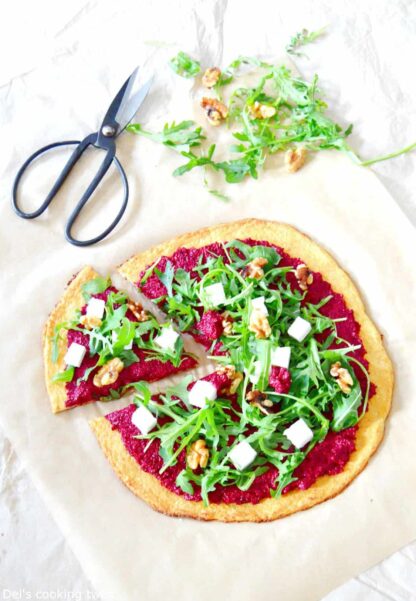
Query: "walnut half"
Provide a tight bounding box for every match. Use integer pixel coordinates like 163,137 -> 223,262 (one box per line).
217,364 -> 244,394
127,301 -> 149,322
285,147 -> 307,173
248,309 -> 271,339
187,439 -> 210,470
246,390 -> 274,415
93,358 -> 124,387
80,315 -> 102,330
249,101 -> 276,119
201,97 -> 228,126
295,263 -> 313,291
244,256 -> 268,280
221,311 -> 234,335
202,67 -> 221,88
330,361 -> 354,394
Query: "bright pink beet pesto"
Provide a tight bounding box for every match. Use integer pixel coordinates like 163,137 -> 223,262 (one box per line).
65,288 -> 196,407
104,240 -> 373,504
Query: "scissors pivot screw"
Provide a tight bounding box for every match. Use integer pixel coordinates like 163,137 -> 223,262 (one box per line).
102,125 -> 116,137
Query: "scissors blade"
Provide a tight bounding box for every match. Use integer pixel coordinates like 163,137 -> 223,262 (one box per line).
100,67 -> 153,136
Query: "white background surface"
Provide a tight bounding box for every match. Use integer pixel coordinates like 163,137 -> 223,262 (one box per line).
1,1 -> 415,599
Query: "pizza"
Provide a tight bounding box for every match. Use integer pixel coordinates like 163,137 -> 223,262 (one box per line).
44,219 -> 393,522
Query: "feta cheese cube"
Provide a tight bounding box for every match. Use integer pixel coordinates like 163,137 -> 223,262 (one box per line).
111,331 -> 133,350
86,297 -> 106,319
271,346 -> 291,369
154,326 -> 179,351
229,440 -> 257,471
204,282 -> 226,306
283,418 -> 313,449
189,380 -> 217,409
288,316 -> 312,342
251,296 -> 268,315
64,342 -> 86,367
248,360 -> 262,385
131,405 -> 157,435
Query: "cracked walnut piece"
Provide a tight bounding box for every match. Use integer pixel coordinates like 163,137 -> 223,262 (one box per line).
202,67 -> 221,88
221,311 -> 234,335
250,101 -> 276,119
80,315 -> 102,330
127,301 -> 148,322
249,310 -> 271,339
217,364 -> 244,394
330,361 -> 354,394
201,97 -> 228,126
285,147 -> 307,173
187,439 -> 210,470
295,263 -> 313,291
244,256 -> 268,279
93,358 -> 124,387
246,390 -> 274,415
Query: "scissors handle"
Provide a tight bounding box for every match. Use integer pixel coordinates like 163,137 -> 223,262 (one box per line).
12,133 -> 129,247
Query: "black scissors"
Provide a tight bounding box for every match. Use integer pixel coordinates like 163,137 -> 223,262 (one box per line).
12,67 -> 152,247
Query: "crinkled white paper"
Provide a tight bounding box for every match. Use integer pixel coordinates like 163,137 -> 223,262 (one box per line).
1,1 -> 416,600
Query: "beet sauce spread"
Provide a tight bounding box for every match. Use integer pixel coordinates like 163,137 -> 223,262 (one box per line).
65,288 -> 196,407
105,240 -> 372,504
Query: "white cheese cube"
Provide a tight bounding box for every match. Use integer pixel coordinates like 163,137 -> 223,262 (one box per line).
248,360 -> 262,385
86,297 -> 106,319
283,418 -> 313,449
64,342 -> 86,367
111,331 -> 133,350
189,379 -> 217,409
251,296 -> 268,315
131,405 -> 157,435
204,282 -> 226,306
154,326 -> 179,351
288,316 -> 312,342
229,440 -> 257,471
271,346 -> 291,369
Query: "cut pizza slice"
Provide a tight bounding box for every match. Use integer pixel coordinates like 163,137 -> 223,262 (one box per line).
43,266 -> 196,413
92,218 -> 393,522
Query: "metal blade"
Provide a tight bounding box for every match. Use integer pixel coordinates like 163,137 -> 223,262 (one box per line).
100,67 -> 153,136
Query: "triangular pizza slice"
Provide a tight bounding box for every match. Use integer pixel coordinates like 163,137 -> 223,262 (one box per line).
43,266 -> 196,413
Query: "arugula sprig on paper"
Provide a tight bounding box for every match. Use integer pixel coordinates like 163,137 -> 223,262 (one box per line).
169,51 -> 201,78
129,38 -> 416,190
285,27 -> 326,57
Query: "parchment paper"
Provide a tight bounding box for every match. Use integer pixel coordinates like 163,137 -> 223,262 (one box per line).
1,2 -> 416,600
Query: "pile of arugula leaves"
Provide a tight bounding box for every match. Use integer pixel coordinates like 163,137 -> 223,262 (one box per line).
128,29 -> 416,190
132,240 -> 370,504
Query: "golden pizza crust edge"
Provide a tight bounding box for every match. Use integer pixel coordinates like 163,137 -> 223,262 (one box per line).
43,266 -> 100,414
87,219 -> 394,522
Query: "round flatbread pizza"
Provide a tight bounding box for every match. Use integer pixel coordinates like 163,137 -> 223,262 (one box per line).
86,219 -> 393,522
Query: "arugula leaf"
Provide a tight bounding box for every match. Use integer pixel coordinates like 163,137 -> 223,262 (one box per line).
227,240 -> 280,267
81,277 -> 110,300
176,470 -> 194,495
127,121 -> 205,153
286,27 -> 326,57
155,260 -> 174,297
331,379 -> 362,431
50,323 -> 68,363
173,145 -> 216,177
76,365 -> 96,386
118,349 -> 139,367
169,51 -> 201,78
256,339 -> 272,391
52,366 -> 75,383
